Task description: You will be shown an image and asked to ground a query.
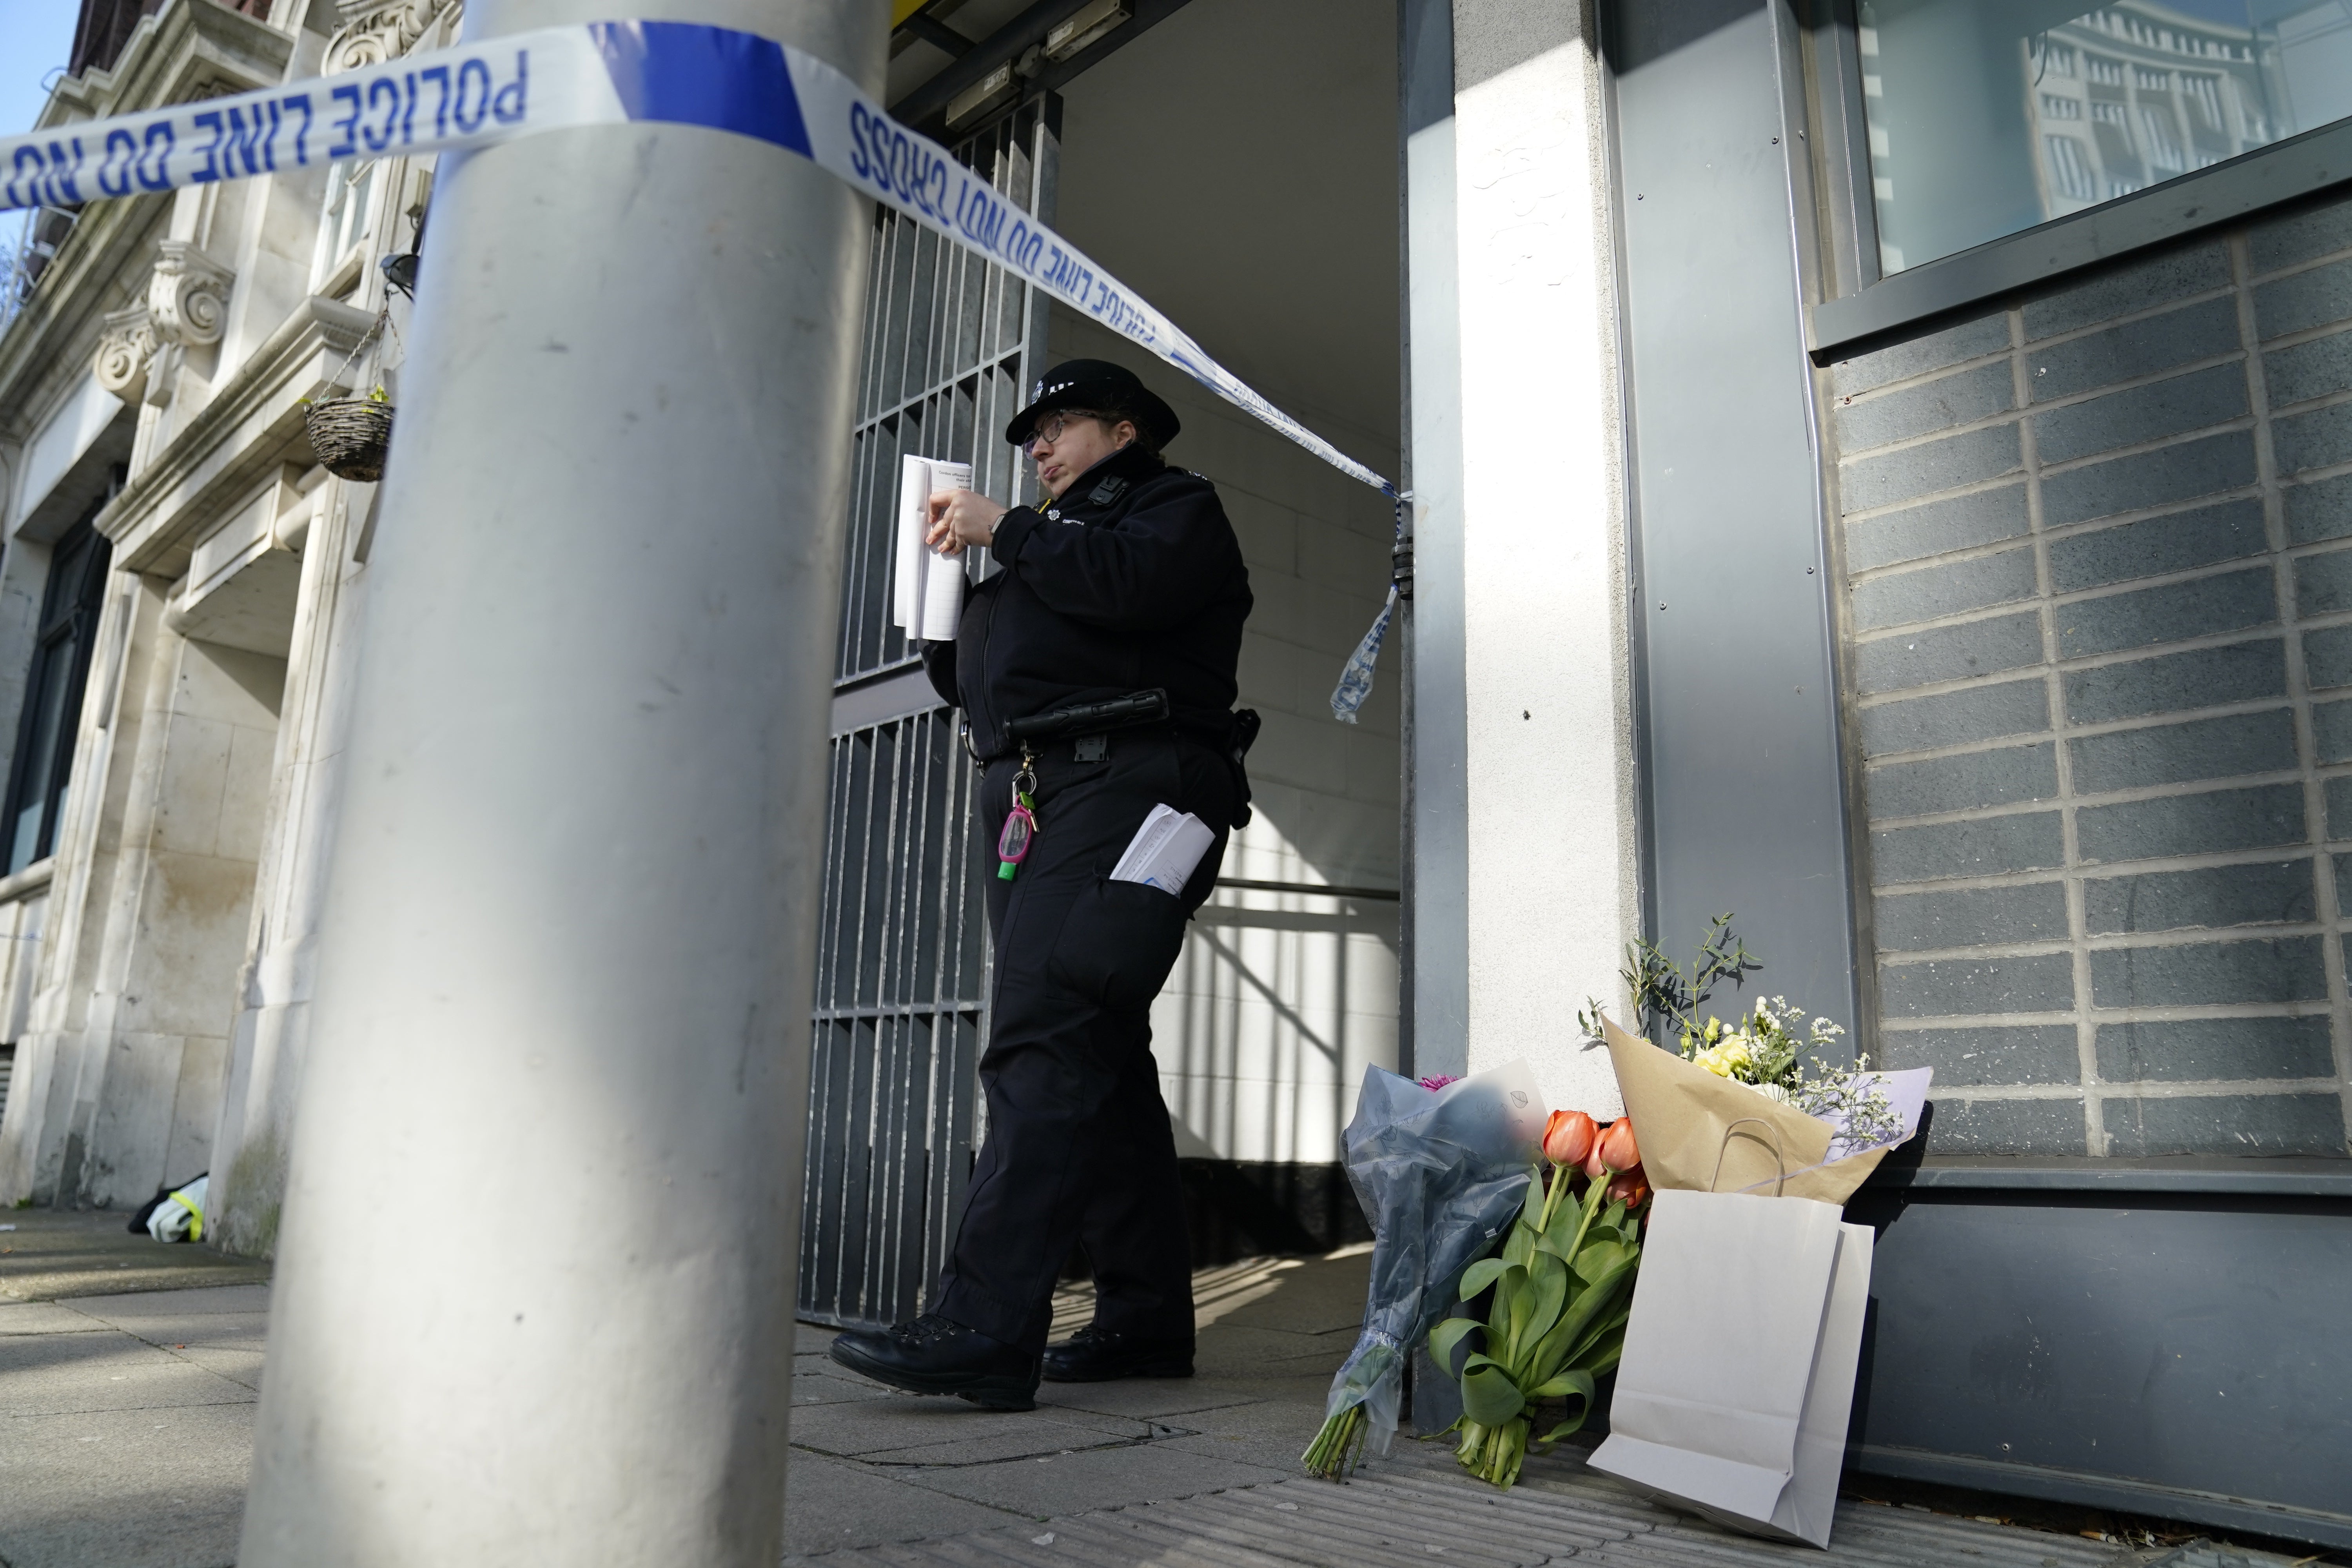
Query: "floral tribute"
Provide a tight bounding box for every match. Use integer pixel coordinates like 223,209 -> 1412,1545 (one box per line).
1427,1109 -> 1648,1490
1579,913 -> 1904,1158
1301,1064 -> 1543,1483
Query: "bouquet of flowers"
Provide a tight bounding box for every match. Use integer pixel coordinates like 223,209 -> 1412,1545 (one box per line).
1427,1110 -> 1650,1490
1579,914 -> 1910,1163
1301,1060 -> 1546,1481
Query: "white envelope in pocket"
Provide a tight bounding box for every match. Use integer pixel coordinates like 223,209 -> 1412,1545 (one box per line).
1588,1187 -> 1875,1549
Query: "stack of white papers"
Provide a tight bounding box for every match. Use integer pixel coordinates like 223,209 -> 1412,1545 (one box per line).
893,455 -> 974,642
1109,804 -> 1217,896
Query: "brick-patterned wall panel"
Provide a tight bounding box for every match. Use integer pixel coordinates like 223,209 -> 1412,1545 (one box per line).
1826,195 -> 2352,1159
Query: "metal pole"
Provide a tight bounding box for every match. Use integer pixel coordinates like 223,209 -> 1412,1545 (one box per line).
238,2 -> 881,1561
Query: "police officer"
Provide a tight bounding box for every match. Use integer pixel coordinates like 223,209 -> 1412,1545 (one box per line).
829,360 -> 1252,1410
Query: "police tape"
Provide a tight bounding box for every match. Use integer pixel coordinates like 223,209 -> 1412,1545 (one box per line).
0,18 -> 1398,501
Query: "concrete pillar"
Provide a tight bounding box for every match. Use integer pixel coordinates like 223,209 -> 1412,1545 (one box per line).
1450,1 -> 1639,1118
238,3 -> 881,1562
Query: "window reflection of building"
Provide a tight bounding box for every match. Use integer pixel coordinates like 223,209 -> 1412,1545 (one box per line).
1862,0 -> 2352,273
2025,4 -> 2276,221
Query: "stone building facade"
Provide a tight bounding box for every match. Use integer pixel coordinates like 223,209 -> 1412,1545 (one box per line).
0,0 -> 454,1252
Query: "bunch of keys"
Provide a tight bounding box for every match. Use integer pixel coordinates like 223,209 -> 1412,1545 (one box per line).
997,748 -> 1039,881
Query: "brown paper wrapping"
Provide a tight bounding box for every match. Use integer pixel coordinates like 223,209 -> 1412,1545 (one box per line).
1603,1016 -> 1887,1206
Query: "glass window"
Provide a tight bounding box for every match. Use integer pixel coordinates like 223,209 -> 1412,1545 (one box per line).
1858,1 -> 2352,274
4,517 -> 112,874
309,159 -> 378,290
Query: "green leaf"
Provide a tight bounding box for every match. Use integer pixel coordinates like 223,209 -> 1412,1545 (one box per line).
1518,1250 -> 1569,1369
1530,1367 -> 1596,1403
1427,1316 -> 1484,1376
1502,1214 -> 1536,1269
1460,1258 -> 1518,1302
1518,1164 -> 1550,1233
1459,1361 -> 1527,1427
1572,1239 -> 1637,1287
1534,1185 -> 1584,1261
1520,1253 -> 1639,1388
1504,1267 -> 1537,1359
1530,1370 -> 1597,1448
1566,1300 -> 1633,1369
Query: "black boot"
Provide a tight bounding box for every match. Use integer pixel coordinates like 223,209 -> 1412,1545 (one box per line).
1041,1325 -> 1195,1383
828,1314 -> 1040,1410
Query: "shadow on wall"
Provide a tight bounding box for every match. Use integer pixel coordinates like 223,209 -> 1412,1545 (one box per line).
1179,1156 -> 1374,1263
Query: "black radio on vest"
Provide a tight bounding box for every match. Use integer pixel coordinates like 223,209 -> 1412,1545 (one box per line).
831,359 -> 1257,1410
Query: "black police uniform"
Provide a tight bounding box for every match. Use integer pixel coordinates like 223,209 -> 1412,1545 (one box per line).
914,408 -> 1252,1367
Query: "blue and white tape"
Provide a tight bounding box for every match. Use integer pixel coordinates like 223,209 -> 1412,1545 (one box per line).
2,19 -> 1405,702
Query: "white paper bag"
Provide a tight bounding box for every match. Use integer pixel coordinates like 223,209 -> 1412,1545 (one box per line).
892,456 -> 973,641
1588,1188 -> 1875,1549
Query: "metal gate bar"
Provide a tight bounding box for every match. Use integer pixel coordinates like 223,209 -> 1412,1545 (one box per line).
800,102 -> 1058,1329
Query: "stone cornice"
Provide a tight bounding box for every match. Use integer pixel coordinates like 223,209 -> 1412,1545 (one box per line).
0,1 -> 294,438
104,294 -> 375,579
0,199 -> 169,444
325,0 -> 456,74
43,0 -> 293,128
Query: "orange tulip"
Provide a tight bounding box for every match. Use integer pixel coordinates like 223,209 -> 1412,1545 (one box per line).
1542,1109 -> 1597,1168
1597,1117 -> 1640,1174
1606,1166 -> 1649,1207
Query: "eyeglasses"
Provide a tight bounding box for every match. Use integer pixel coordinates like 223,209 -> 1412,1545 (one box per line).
1024,410 -> 1106,457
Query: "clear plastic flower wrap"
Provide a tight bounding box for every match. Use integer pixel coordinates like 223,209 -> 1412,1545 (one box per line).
1302,1058 -> 1546,1479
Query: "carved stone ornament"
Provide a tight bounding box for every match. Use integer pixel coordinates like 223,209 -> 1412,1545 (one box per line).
93,304 -> 158,401
325,0 -> 453,74
147,240 -> 235,348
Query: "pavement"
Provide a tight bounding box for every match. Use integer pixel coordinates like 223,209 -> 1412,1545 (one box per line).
0,1209 -> 2335,1568
0,1211 -> 263,1568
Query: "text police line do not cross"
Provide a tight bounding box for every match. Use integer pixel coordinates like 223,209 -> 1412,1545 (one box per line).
1,19 -> 1397,503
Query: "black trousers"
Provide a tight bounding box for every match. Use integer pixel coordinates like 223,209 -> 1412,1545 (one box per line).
933,728 -> 1235,1357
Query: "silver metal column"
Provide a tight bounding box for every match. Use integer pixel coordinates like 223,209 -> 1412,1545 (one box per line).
238,2 -> 882,1561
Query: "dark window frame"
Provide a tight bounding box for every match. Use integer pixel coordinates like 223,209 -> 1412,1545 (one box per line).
1801,0 -> 2352,356
3,502 -> 114,875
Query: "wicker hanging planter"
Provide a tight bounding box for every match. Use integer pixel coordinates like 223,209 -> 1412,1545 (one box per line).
303,387 -> 394,482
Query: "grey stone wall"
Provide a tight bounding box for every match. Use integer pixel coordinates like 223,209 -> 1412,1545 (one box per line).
1826,194 -> 2352,1158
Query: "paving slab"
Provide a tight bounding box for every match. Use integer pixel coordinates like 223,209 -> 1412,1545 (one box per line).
0,1397 -> 251,1568
1192,1323 -> 1360,1378
901,1436 -> 1294,1518
794,1365 -> 902,1408
0,1210 -> 270,1302
1033,1382 -> 1270,1423
782,1451 -> 1029,1559
789,1397 -> 1143,1461
0,1332 -> 260,1417
1154,1395 -> 1327,1475
62,1283 -> 271,1328
0,1301 -> 110,1336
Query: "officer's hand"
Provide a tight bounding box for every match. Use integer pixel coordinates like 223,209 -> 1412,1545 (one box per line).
927,490 -> 1009,555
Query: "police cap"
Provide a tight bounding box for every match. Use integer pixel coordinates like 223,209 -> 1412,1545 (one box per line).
1004,359 -> 1181,450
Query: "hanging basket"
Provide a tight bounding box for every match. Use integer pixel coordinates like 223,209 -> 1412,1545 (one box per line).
303,394 -> 395,483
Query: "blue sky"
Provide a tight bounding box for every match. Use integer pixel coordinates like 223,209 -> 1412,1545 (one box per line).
0,0 -> 78,139
2,1 -> 83,261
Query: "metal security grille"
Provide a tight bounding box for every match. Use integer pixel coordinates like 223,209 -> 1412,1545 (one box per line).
799,102 -> 1058,1328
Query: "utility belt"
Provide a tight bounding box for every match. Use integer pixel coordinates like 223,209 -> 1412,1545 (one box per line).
969,688 -> 1262,826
